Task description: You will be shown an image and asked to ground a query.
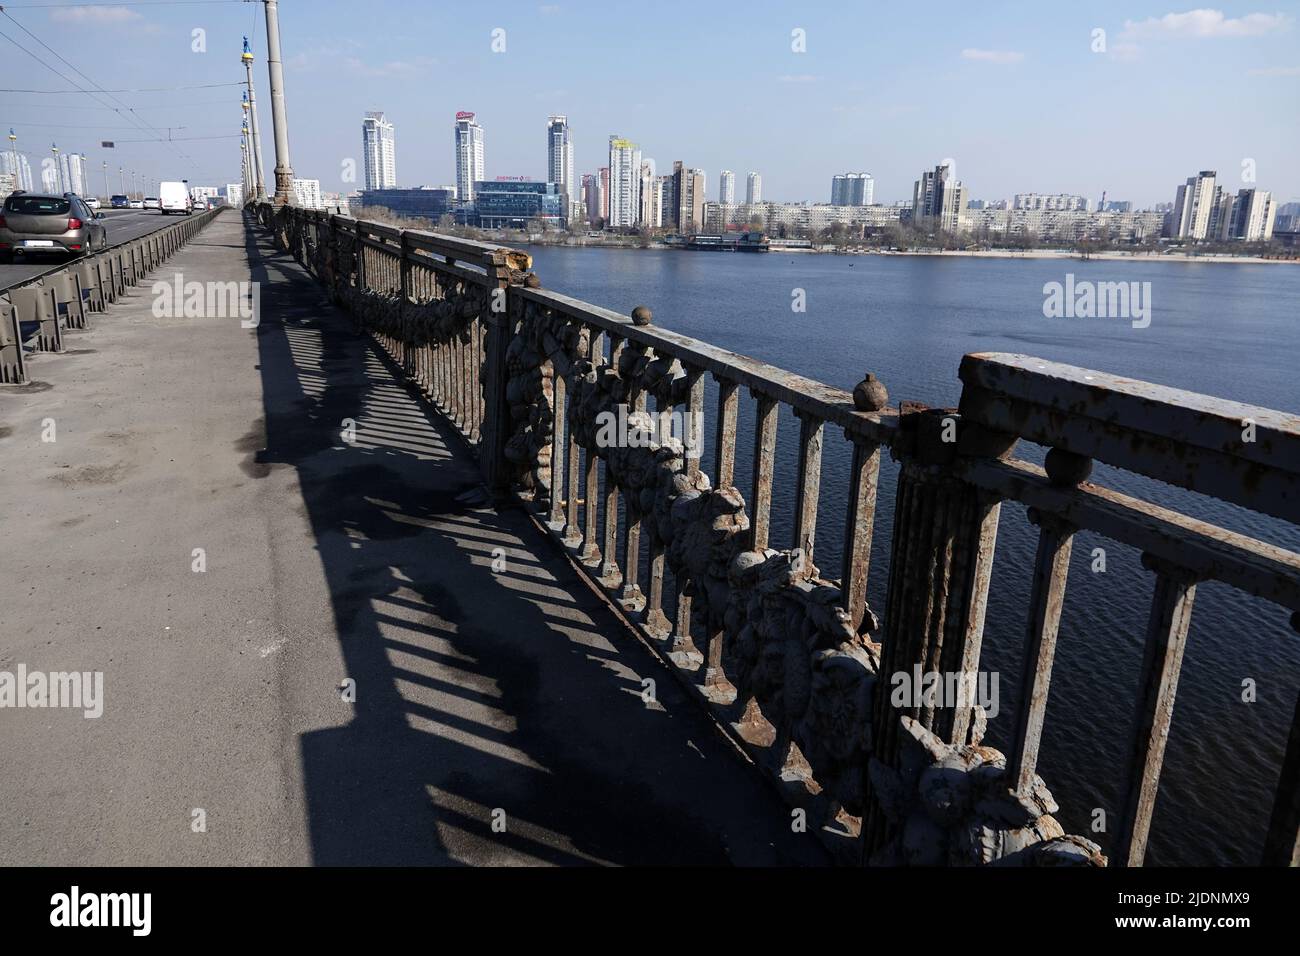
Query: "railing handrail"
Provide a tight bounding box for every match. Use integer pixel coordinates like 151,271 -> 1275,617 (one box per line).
960,352 -> 1300,524
255,200 -> 530,275
518,285 -> 899,444
964,352 -> 1300,445
960,455 -> 1300,610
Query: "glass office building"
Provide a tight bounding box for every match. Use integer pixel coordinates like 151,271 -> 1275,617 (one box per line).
472,180 -> 564,229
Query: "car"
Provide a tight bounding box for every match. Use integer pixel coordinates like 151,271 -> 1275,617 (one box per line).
110,194 -> 129,209
0,192 -> 108,262
129,199 -> 143,209
86,197 -> 102,211
143,197 -> 160,210
159,182 -> 191,216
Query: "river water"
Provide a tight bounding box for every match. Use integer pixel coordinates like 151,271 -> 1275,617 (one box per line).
526,245 -> 1300,865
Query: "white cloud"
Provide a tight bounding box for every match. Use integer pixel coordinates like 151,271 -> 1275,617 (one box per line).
1122,9 -> 1291,39
960,48 -> 1024,64
777,74 -> 819,83
539,4 -> 562,13
1248,64 -> 1300,75
50,5 -> 142,25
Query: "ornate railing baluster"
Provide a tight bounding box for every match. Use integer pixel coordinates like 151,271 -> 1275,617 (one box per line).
671,368 -> 707,657
1007,509 -> 1076,795
619,344 -> 646,612
841,435 -> 881,632
1114,556 -> 1201,867
792,409 -> 823,564
599,335 -> 625,590
749,391 -> 778,551
564,356 -> 582,545
580,331 -> 604,567
549,364 -> 567,528
714,377 -> 739,488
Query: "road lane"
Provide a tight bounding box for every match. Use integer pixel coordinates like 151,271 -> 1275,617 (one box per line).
0,208 -> 204,288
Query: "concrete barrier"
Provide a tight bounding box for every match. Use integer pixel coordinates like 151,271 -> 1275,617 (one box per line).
0,295 -> 24,383
50,271 -> 88,331
8,282 -> 62,353
108,247 -> 129,296
125,242 -> 142,286
72,256 -> 106,311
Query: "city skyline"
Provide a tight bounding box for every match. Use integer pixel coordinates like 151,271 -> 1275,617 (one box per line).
1,3 -> 1296,207
339,128 -> 1289,240
7,101 -> 1287,242
328,100 -> 1287,242
375,105 -> 1284,220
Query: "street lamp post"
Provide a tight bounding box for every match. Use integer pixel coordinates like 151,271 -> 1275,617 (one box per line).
102,161 -> 109,200
7,129 -> 18,190
241,38 -> 267,199
241,96 -> 253,201
51,143 -> 62,192
241,128 -> 251,201
262,0 -> 294,203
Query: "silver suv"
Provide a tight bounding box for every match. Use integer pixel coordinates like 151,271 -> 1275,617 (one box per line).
0,192 -> 108,261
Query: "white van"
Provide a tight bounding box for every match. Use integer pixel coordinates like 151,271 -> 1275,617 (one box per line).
159,182 -> 191,216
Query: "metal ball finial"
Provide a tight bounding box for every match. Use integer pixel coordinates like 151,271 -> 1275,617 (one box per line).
853,372 -> 888,411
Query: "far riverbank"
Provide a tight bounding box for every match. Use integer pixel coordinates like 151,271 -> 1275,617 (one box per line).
860,247 -> 1297,265
497,234 -> 1297,265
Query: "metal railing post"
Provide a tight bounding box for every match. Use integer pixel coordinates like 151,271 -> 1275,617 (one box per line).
479,255 -> 529,495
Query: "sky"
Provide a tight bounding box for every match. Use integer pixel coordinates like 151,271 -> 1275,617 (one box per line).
2,1 -> 1297,206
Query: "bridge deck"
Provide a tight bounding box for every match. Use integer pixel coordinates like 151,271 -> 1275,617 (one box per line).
0,213 -> 826,866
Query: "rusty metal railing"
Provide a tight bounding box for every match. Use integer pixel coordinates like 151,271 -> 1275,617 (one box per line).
254,200 -> 1300,868
252,203 -> 528,490
952,354 -> 1300,865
